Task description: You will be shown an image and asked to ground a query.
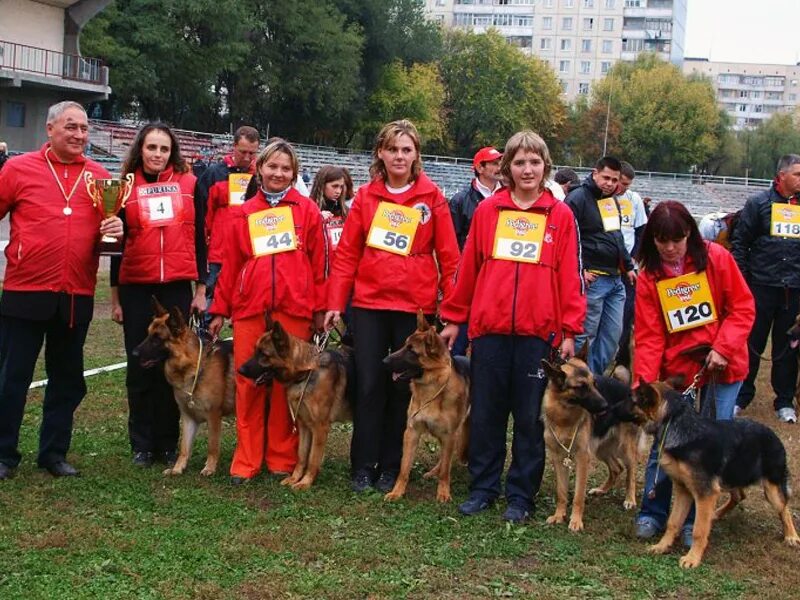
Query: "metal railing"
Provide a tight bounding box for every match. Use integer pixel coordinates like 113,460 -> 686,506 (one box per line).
0,39 -> 105,85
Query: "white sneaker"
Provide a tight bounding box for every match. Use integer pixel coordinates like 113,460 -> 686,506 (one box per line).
733,405 -> 741,418
776,407 -> 798,424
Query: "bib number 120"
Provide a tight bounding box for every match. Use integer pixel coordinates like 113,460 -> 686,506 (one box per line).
669,301 -> 713,329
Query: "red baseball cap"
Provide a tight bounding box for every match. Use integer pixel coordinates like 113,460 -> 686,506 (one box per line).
473,147 -> 503,169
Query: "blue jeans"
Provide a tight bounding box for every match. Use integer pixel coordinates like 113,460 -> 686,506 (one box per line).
637,380 -> 742,530
576,274 -> 625,375
202,262 -> 222,328
451,324 -> 469,357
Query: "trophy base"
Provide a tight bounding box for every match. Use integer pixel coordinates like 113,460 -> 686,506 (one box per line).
99,235 -> 123,256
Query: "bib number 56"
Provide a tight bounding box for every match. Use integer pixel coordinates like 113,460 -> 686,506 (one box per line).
383,231 -> 409,250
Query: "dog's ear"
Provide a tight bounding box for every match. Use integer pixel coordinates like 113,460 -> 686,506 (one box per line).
664,374 -> 685,391
425,327 -> 442,356
541,359 -> 566,387
634,381 -> 660,408
151,296 -> 168,317
416,310 -> 429,332
271,320 -> 290,355
167,306 -> 186,336
574,342 -> 589,362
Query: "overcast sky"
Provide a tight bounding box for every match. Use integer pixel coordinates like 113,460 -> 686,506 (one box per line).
684,0 -> 799,65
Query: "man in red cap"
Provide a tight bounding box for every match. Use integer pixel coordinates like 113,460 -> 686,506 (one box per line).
448,146 -> 503,356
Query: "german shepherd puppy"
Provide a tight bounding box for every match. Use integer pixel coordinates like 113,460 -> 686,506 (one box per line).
632,381 -> 800,568
238,318 -> 351,490
541,357 -> 609,531
133,299 -> 235,476
587,365 -> 644,511
382,311 -> 470,503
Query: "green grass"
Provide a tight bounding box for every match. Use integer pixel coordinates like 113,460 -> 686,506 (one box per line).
1,295 -> 798,598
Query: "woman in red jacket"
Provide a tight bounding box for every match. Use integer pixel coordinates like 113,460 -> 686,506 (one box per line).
633,200 -> 755,544
209,139 -> 326,484
324,120 -> 460,493
440,130 -> 585,523
111,123 -> 207,468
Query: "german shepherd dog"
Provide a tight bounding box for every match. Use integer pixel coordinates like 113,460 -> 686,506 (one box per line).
541,356 -> 609,531
587,365 -> 644,511
632,381 -> 800,568
238,318 -> 351,490
133,299 -> 235,476
381,312 -> 470,503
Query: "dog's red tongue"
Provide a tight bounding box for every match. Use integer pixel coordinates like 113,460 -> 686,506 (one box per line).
392,372 -> 403,382
791,339 -> 799,350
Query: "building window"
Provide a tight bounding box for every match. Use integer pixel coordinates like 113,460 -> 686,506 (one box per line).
543,0 -> 554,6
579,82 -> 590,95
561,80 -> 569,93
559,60 -> 571,73
601,61 -> 611,74
739,90 -> 748,98
565,0 -> 574,7
6,102 -> 25,128
583,0 -> 594,7
435,0 -> 445,5
581,39 -> 592,52
603,18 -> 614,31
602,39 -> 613,53
605,0 -> 615,8
541,37 -> 553,50
737,104 -> 747,112
584,18 -> 594,30
543,16 -> 553,29
562,17 -> 573,30
561,39 -> 572,51
790,94 -> 798,101
580,61 -> 591,74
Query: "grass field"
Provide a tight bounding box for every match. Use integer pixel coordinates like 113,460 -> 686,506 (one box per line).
1,289 -> 799,599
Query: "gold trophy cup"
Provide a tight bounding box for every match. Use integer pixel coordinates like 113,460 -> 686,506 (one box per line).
84,172 -> 134,255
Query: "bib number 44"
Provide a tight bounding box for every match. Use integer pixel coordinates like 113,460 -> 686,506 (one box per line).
264,232 -> 293,250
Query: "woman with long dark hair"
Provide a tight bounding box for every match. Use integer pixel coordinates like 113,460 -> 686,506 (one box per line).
633,200 -> 754,544
111,123 -> 207,468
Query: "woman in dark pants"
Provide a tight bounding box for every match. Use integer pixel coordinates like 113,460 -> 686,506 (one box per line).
324,120 -> 460,493
110,123 -> 207,467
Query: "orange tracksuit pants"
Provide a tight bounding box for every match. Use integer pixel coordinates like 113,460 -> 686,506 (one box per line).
230,312 -> 311,478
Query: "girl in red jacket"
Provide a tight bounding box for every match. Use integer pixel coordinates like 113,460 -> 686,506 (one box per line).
633,200 -> 754,544
209,139 -> 326,484
310,165 -> 351,273
440,130 -> 585,523
324,120 -> 460,493
111,123 -> 207,468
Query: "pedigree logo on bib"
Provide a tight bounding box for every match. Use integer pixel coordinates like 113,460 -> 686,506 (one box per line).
248,206 -> 296,257
492,210 -> 547,264
366,201 -> 420,256
618,197 -> 633,227
228,173 -> 252,206
137,183 -> 182,227
770,203 -> 800,238
656,271 -> 717,333
597,198 -> 621,232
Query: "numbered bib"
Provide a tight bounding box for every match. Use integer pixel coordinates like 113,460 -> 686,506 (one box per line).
366,202 -> 420,256
770,203 -> 800,238
137,183 -> 182,227
597,198 -> 621,232
228,173 -> 252,206
618,197 -> 634,227
248,206 -> 297,257
492,210 -> 547,264
326,216 -> 345,250
656,271 -> 718,333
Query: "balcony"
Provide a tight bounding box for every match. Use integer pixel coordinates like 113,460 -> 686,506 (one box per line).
0,39 -> 109,97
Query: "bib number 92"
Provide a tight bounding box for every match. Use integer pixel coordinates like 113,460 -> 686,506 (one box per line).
508,241 -> 538,259
383,231 -> 409,250
669,301 -> 713,329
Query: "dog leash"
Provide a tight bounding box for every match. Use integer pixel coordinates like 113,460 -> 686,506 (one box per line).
288,336 -> 327,434
408,361 -> 453,421
647,417 -> 672,500
546,414 -> 585,471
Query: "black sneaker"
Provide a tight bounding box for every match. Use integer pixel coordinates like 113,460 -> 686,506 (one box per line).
502,504 -> 531,524
458,495 -> 493,516
0,462 -> 14,480
374,472 -> 397,493
132,451 -> 153,467
230,475 -> 252,486
351,469 -> 374,493
157,450 -> 178,467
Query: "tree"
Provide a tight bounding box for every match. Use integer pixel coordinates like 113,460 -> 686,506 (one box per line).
359,61 -> 446,151
745,113 -> 800,179
557,96 -> 622,166
439,29 -> 566,156
586,55 -> 722,171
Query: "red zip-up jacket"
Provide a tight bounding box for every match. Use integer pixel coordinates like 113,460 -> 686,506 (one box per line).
440,188 -> 585,344
118,167 -> 198,284
0,144 -> 109,295
210,187 -> 326,322
327,173 -> 460,314
634,241 -> 755,387
202,156 -> 255,264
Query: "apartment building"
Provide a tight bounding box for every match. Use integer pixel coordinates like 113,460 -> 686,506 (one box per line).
0,0 -> 112,151
683,58 -> 800,130
425,0 -> 687,100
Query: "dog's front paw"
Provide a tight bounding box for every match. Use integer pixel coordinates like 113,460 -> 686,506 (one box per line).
546,513 -> 566,525
290,479 -> 312,491
623,499 -> 637,510
436,489 -> 452,503
280,475 -> 299,486
200,466 -> 216,476
384,490 -> 403,502
647,542 -> 671,555
587,487 -> 607,497
785,535 -> 800,547
163,467 -> 183,476
679,552 -> 702,569
568,517 -> 584,532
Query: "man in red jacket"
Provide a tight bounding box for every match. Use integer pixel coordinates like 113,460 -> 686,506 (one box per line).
0,101 -> 123,480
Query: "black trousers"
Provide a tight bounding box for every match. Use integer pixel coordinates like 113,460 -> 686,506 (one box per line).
119,281 -> 192,454
350,308 -> 421,476
0,314 -> 89,468
737,283 -> 800,411
616,275 -> 635,368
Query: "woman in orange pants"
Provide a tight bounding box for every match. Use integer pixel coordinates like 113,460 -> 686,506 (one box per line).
209,139 -> 326,484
